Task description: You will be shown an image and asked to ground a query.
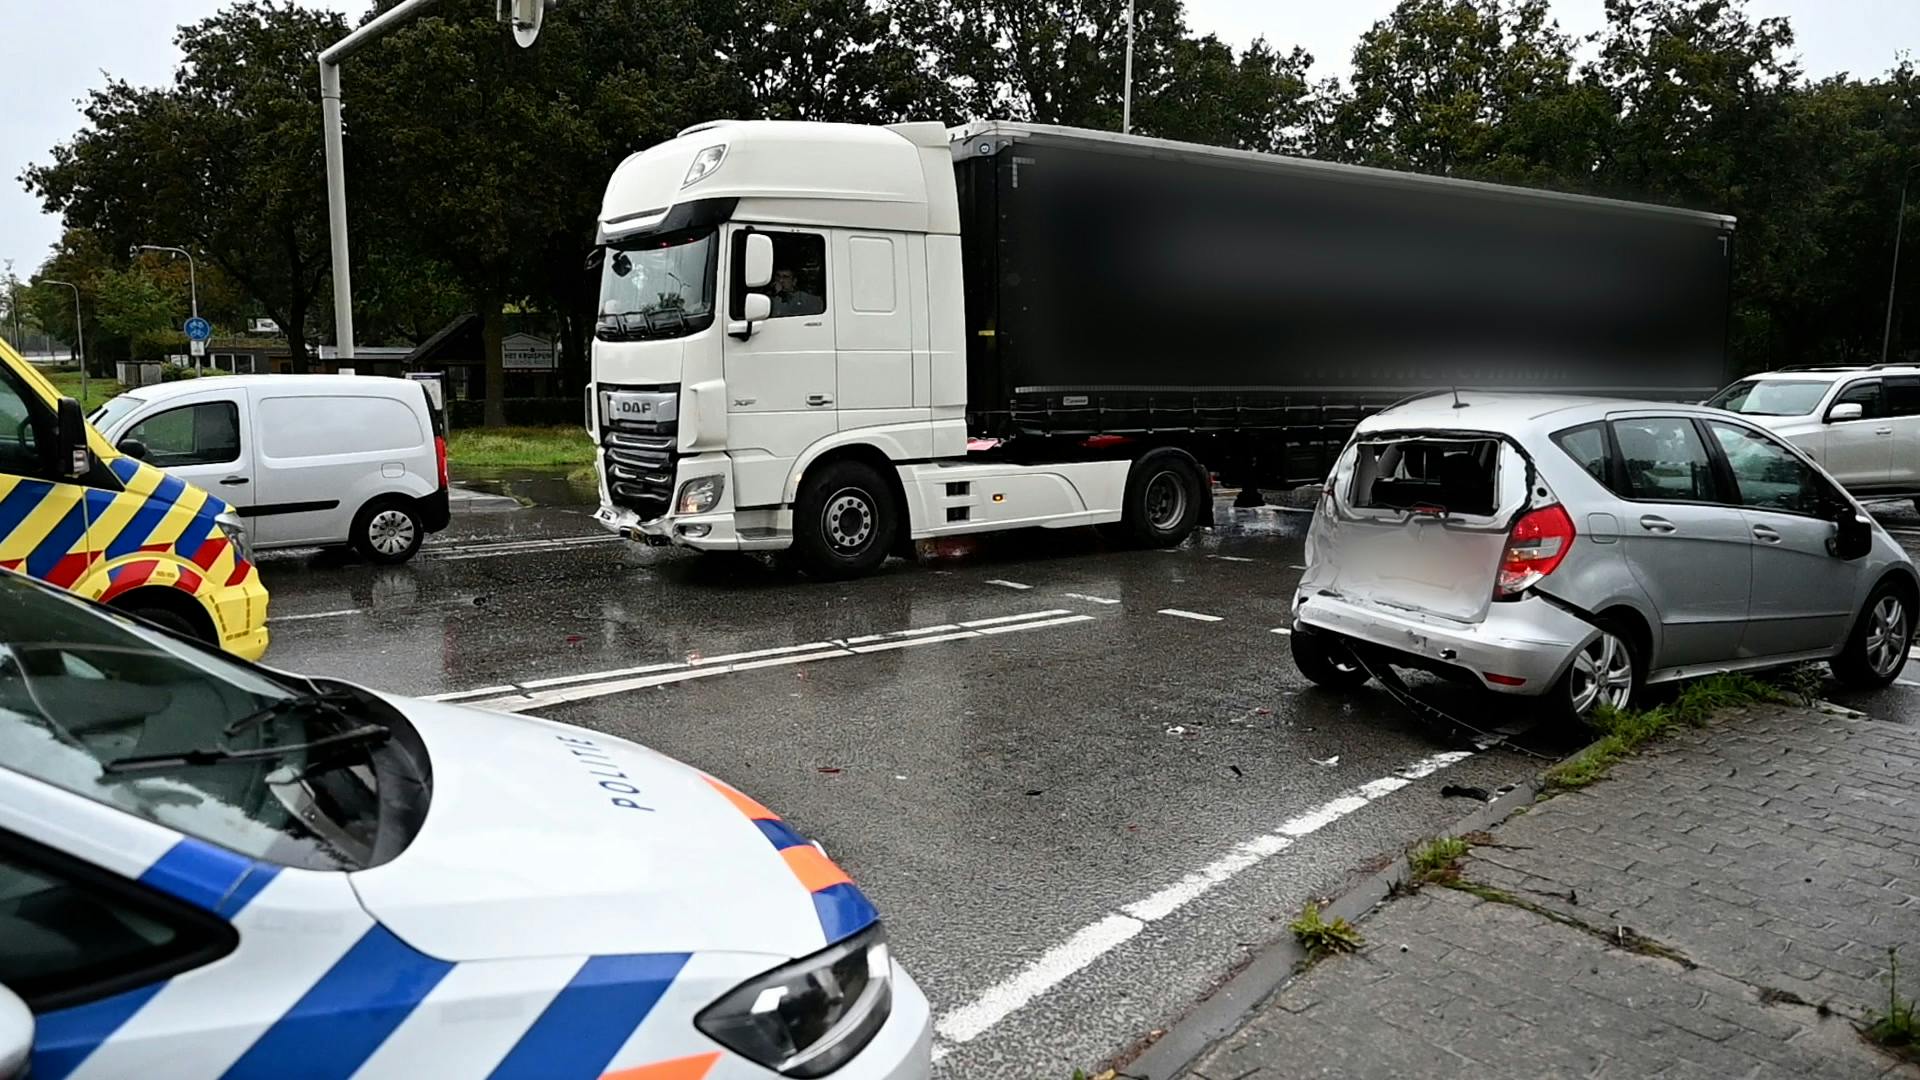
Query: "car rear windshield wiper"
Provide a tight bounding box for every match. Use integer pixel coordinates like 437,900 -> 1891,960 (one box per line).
223,688 -> 360,738
102,722 -> 392,776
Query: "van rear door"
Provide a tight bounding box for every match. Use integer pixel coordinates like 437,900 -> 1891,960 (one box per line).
1300,432 -> 1534,624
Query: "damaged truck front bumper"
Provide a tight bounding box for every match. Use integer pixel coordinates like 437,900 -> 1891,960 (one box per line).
1292,589 -> 1602,695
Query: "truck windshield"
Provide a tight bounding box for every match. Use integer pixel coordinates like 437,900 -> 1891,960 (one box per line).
1707,379 -> 1828,417
0,572 -> 429,871
597,231 -> 716,341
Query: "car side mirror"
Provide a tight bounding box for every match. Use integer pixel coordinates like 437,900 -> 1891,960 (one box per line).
1828,402 -> 1863,423
53,396 -> 89,479
116,437 -> 149,461
743,233 -> 774,289
0,983 -> 32,1080
1830,502 -> 1873,560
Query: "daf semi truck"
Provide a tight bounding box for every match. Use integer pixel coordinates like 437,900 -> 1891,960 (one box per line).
589,120 -> 1735,578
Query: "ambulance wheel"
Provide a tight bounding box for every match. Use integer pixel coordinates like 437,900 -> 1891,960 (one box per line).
1117,448 -> 1208,548
114,594 -> 215,646
353,497 -> 424,565
792,459 -> 896,580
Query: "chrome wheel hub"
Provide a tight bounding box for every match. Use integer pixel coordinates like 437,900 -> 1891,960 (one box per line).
1569,631 -> 1634,716
368,509 -> 416,556
1865,595 -> 1909,677
823,488 -> 875,553
1144,470 -> 1188,531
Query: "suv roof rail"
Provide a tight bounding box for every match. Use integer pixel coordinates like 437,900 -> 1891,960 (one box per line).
1868,362 -> 1920,371
1768,364 -> 1871,373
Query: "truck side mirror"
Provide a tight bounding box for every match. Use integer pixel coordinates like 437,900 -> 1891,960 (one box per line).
54,396 -> 89,479
1827,402 -> 1863,423
727,292 -> 771,340
0,983 -> 32,1080
743,233 -> 774,289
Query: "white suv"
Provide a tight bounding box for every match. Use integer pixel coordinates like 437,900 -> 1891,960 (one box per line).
1707,365 -> 1920,504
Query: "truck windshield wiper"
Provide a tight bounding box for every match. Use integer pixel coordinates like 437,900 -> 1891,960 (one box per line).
223,688 -> 360,738
101,722 -> 391,776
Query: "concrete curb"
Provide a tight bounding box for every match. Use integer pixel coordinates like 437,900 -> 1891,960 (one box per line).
1118,773 -> 1550,1080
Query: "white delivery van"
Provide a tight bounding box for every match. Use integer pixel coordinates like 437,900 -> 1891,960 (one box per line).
90,375 -> 451,563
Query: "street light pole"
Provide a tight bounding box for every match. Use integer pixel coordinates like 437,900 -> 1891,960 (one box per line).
1121,0 -> 1135,135
1882,163 -> 1920,366
42,279 -> 85,406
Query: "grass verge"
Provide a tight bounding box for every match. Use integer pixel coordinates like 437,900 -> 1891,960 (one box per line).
1542,673 -> 1782,794
447,425 -> 594,468
45,371 -> 125,412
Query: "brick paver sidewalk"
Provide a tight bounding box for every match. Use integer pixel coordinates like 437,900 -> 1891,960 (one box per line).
1187,705 -> 1920,1079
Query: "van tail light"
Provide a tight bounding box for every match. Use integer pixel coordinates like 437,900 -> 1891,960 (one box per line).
435,435 -> 450,489
1495,503 -> 1575,599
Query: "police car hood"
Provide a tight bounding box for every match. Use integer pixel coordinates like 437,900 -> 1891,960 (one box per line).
347,695 -> 861,964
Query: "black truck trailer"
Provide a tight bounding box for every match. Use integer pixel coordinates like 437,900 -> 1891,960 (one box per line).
950,122 -> 1736,486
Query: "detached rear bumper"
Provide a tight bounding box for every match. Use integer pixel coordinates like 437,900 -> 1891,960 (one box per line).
1293,589 -> 1599,695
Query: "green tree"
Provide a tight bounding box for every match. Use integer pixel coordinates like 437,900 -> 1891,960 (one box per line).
23,1 -> 346,372
91,267 -> 175,342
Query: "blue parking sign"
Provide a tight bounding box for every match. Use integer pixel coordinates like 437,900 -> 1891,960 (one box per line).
184,316 -> 212,342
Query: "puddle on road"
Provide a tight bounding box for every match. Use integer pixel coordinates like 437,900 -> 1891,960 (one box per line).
453,465 -> 597,508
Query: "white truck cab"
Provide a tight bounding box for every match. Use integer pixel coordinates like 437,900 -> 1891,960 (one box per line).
588,121 -> 1161,577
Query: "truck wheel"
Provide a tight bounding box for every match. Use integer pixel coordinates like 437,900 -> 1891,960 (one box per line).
791,460 -> 897,580
1117,448 -> 1207,548
352,497 -> 424,565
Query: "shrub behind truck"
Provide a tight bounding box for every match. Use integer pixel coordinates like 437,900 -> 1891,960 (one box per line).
589,119 -> 1735,579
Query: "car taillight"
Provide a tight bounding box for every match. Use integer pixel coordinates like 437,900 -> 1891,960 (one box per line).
434,435 -> 449,489
1495,503 -> 1575,599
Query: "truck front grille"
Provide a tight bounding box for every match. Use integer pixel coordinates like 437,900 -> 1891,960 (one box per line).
599,387 -> 679,519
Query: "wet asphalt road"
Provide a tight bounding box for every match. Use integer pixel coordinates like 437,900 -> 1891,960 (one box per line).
256,476 -> 1920,1077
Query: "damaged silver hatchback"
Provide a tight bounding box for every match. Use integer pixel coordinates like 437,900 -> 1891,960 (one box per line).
1291,392 -> 1920,721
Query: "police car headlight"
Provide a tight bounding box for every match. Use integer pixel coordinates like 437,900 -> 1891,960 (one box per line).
676,475 -> 724,516
695,923 -> 893,1077
215,512 -> 251,562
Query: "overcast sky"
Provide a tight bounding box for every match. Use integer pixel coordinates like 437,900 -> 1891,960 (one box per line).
3,1 -> 1913,282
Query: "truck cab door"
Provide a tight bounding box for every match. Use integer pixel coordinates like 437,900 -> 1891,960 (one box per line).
723,227 -> 837,507
831,230 -> 922,442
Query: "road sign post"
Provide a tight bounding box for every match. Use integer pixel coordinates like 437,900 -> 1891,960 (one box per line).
184,317 -> 212,372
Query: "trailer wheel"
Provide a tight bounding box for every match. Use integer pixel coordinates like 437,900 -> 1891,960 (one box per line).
791,459 -> 897,580
1115,448 -> 1207,548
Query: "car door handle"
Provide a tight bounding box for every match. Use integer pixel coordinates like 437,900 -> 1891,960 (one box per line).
1876,427 -> 1894,435
1752,524 -> 1782,543
1638,515 -> 1675,534
806,395 -> 834,407
219,476 -> 249,486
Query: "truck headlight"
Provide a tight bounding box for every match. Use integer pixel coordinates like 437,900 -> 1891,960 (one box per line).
695,924 -> 893,1077
215,511 -> 251,563
676,475 -> 724,515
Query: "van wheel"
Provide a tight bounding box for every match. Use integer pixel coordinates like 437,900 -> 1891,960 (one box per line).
1116,448 -> 1208,548
1291,629 -> 1372,689
791,460 -> 896,580
1551,618 -> 1642,725
1831,581 -> 1913,688
352,497 -> 424,564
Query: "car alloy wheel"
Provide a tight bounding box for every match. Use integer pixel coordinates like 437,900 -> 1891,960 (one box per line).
1865,594 -> 1909,678
1568,630 -> 1634,717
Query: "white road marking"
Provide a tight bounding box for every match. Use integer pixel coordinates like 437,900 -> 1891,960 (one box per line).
1207,555 -> 1255,563
1159,608 -> 1223,622
1270,627 -> 1292,636
423,534 -> 623,554
1897,679 -> 1920,689
985,579 -> 1033,590
929,750 -> 1473,1058
271,608 -> 366,623
431,538 -> 622,562
444,609 -> 1091,711
1063,593 -> 1121,605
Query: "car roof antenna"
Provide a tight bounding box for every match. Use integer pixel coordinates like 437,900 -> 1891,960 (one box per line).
1451,386 -> 1467,409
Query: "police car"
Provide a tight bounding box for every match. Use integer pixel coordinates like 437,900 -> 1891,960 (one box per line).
0,570 -> 931,1079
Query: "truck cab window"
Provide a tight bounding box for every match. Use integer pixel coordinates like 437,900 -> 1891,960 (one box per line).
765,233 -> 826,318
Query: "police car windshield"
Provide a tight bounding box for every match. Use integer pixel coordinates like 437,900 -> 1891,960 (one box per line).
0,572 -> 420,871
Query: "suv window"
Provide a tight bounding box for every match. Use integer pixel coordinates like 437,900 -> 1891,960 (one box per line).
0,574 -> 423,871
124,401 -> 240,467
1610,417 -> 1718,503
1886,377 -> 1920,418
1708,421 -> 1829,516
0,831 -> 231,1010
1830,379 -> 1881,421
1706,379 -> 1830,417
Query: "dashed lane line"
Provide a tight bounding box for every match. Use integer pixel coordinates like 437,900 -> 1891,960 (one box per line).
985,579 -> 1033,590
928,750 -> 1474,1060
1159,608 -> 1223,623
1206,555 -> 1256,563
271,608 -> 367,623
1062,593 -> 1121,605
1269,627 -> 1292,636
430,609 -> 1093,711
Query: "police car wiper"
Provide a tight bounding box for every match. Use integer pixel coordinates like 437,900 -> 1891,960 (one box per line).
222,688 -> 360,738
101,722 -> 391,776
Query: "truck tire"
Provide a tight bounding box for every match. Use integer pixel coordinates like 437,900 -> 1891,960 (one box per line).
791,459 -> 897,580
1114,448 -> 1208,548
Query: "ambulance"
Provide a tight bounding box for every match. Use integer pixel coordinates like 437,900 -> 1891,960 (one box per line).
0,340 -> 267,658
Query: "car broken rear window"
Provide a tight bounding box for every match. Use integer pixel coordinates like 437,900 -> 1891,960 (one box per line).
1347,437 -> 1501,516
